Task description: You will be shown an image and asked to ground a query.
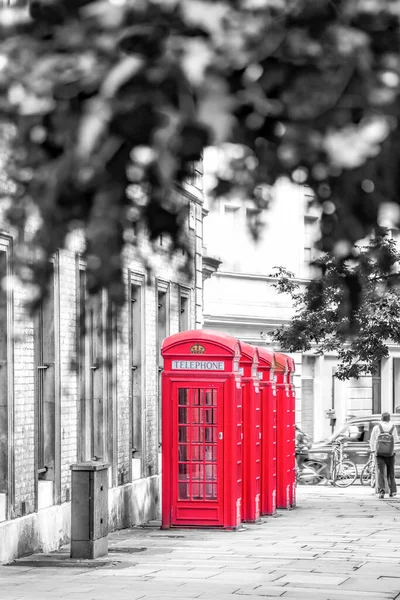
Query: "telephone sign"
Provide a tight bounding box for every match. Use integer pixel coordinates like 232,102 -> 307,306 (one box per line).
172,360 -> 225,370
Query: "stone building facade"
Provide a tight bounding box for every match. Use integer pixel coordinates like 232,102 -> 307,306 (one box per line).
0,171 -> 204,564
203,172 -> 400,444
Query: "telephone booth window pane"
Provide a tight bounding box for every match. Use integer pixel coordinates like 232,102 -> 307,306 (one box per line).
205,409 -> 217,424
179,463 -> 189,479
178,389 -> 188,405
179,426 -> 189,442
205,427 -> 216,442
178,407 -> 188,424
192,408 -> 204,424
205,445 -> 217,462
192,464 -> 204,481
179,482 -> 189,499
178,445 -> 189,461
193,389 -> 204,405
206,484 -> 217,500
205,464 -> 217,482
192,427 -> 204,443
192,483 -> 204,500
205,390 -> 213,405
192,445 -> 204,462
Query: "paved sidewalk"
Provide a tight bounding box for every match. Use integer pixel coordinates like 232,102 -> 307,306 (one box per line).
2,486 -> 400,600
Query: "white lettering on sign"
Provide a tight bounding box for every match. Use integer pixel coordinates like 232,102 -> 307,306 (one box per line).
171,360 -> 225,371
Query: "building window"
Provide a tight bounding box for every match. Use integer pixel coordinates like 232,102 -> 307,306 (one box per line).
79,281 -> 116,484
35,260 -> 58,487
0,236 -> 13,519
372,361 -> 381,414
157,281 -> 170,456
105,295 -> 117,485
129,274 -> 144,480
393,358 -> 400,413
77,260 -> 87,463
179,287 -> 190,332
87,292 -> 104,461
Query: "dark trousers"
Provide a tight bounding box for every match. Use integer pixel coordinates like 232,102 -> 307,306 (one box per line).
376,454 -> 397,495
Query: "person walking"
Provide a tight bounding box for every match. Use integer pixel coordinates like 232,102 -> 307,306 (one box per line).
370,412 -> 398,499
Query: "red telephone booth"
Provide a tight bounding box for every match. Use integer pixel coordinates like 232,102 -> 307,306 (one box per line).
240,343 -> 261,523
275,352 -> 291,510
257,347 -> 277,516
287,356 -> 296,508
161,330 -> 243,529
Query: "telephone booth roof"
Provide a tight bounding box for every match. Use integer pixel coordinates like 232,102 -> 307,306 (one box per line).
239,342 -> 259,366
161,329 -> 241,357
287,356 -> 296,373
274,352 -> 290,372
257,347 -> 275,369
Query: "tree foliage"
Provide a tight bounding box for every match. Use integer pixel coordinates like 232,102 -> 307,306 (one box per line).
2,0 -> 400,309
272,236 -> 400,380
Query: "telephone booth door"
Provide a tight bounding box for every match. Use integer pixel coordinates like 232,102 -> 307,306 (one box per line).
172,382 -> 224,526
257,347 -> 277,516
161,330 -> 243,529
287,357 -> 296,508
240,343 -> 261,523
275,353 -> 291,510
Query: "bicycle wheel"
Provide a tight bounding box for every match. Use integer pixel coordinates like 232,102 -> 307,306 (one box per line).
303,460 -> 327,484
360,461 -> 372,486
297,465 -> 321,485
333,460 -> 357,488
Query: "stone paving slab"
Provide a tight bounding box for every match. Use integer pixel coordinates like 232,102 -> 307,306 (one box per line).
4,486 -> 400,600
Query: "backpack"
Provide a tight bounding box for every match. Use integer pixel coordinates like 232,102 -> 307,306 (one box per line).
376,424 -> 395,457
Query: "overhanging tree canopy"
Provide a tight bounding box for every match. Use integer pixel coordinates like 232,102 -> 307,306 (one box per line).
1,0 -> 400,311
272,236 -> 400,379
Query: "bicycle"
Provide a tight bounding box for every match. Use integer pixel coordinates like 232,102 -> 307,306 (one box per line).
360,453 -> 376,488
296,456 -> 326,485
329,439 -> 357,487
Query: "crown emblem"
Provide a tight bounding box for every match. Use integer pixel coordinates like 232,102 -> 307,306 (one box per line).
190,343 -> 205,354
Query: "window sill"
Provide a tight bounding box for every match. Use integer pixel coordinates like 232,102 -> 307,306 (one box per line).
38,480 -> 54,510
132,457 -> 142,481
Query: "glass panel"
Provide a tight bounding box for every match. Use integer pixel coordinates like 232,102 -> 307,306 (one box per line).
179,463 -> 189,479
192,390 -> 200,406
192,483 -> 204,500
192,445 -> 204,462
193,389 -> 204,405
178,445 -> 189,461
192,464 -> 204,481
205,409 -> 217,424
205,445 -> 217,462
206,484 -> 217,500
178,407 -> 188,424
192,426 -> 204,443
205,464 -> 217,482
178,482 -> 189,500
192,408 -> 204,424
205,427 -> 217,443
178,389 -> 188,405
179,426 -> 189,442
205,390 -> 213,405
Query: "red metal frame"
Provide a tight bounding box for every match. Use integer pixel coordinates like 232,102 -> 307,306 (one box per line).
161,330 -> 243,529
274,352 -> 291,510
286,356 -> 296,508
240,343 -> 261,523
257,347 -> 277,516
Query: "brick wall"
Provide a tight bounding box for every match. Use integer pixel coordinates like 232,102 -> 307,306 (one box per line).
0,183 -> 203,527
